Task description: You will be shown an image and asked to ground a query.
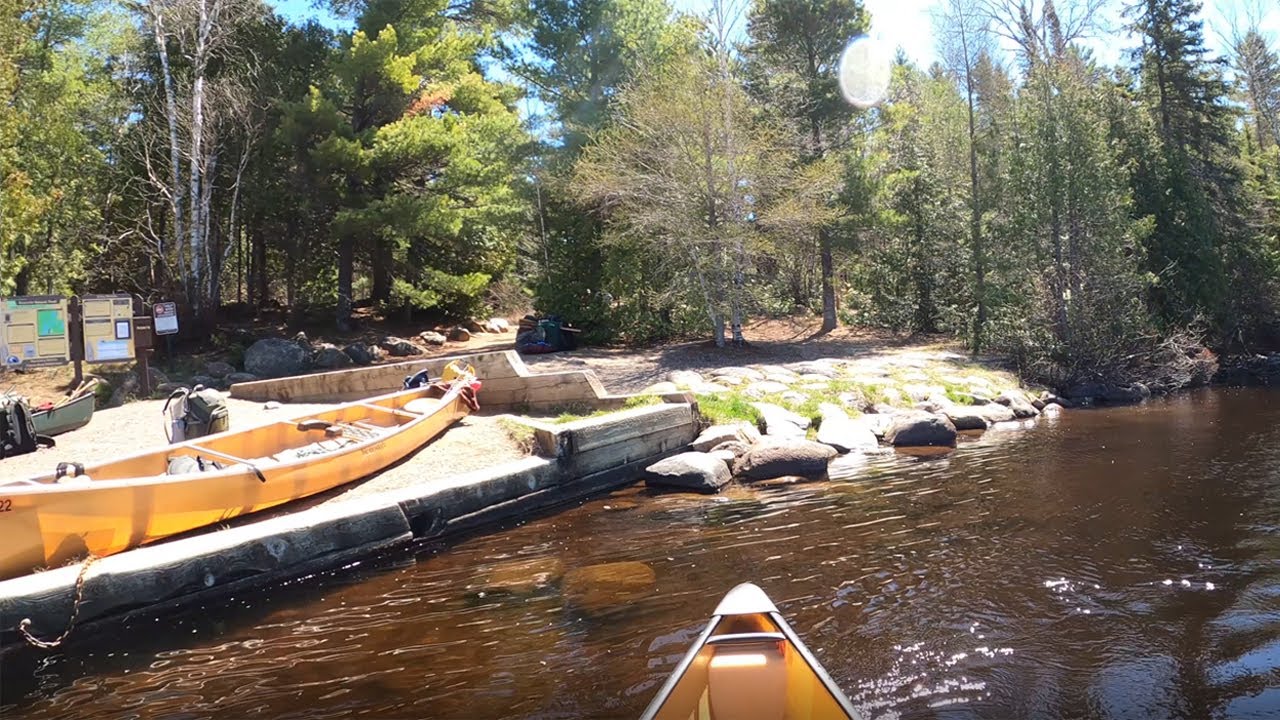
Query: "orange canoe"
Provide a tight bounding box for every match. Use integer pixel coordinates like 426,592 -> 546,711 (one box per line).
0,368 -> 478,580
641,583 -> 860,720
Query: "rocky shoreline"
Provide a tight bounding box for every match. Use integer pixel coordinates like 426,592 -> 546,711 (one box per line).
635,355 -> 1065,492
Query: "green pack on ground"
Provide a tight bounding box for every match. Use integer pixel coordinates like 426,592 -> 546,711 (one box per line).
164,385 -> 230,443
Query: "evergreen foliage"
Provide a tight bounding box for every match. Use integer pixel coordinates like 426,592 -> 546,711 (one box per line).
1,0 -> 1279,384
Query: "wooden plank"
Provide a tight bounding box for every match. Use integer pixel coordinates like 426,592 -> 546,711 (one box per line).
563,424 -> 698,477
230,350 -> 528,403
562,403 -> 695,454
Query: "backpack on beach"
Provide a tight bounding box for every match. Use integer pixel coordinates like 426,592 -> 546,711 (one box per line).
0,393 -> 40,458
164,385 -> 230,443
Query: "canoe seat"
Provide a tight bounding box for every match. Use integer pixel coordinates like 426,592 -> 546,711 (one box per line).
403,398 -> 438,415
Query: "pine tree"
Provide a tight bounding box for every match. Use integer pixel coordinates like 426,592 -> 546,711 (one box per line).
1128,0 -> 1240,324
745,0 -> 867,332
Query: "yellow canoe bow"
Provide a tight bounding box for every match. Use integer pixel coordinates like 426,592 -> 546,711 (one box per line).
0,367 -> 479,581
641,583 -> 860,720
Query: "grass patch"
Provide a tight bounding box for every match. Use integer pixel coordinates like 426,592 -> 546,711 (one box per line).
696,393 -> 764,428
497,417 -> 537,455
622,394 -> 662,409
546,395 -> 662,424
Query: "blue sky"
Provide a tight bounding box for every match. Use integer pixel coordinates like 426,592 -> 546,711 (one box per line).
268,0 -> 1280,71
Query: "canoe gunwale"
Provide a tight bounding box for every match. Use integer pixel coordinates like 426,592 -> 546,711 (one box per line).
4,380 -> 471,494
638,582 -> 862,720
638,611 -> 720,720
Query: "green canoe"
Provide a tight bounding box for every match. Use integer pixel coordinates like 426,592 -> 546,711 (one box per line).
31,392 -> 95,436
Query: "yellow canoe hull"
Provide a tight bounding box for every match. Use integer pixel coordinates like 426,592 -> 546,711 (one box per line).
641,583 -> 859,720
0,380 -> 475,580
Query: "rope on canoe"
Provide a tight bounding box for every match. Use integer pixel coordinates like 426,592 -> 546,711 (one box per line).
17,554 -> 98,649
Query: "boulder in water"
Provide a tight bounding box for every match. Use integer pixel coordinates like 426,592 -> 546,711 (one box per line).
644,452 -> 731,492
943,407 -> 991,431
885,412 -> 957,447
563,561 -> 657,611
816,403 -> 878,453
469,558 -> 565,596
736,439 -> 836,481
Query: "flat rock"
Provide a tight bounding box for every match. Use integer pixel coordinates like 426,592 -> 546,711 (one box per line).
697,382 -> 731,393
885,412 -> 957,447
710,366 -> 766,382
714,375 -> 745,387
668,370 -> 704,389
644,452 -> 732,492
785,361 -> 840,378
736,439 -> 837,481
692,424 -> 761,452
743,380 -> 790,398
779,390 -> 807,404
816,403 -> 878,453
563,561 -> 657,611
752,402 -> 810,437
643,381 -> 679,394
469,558 -> 565,596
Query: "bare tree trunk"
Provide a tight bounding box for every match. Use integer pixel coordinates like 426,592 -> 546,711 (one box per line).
371,241 -> 391,302
819,228 -> 836,332
187,0 -> 211,314
149,3 -> 184,276
252,220 -> 267,308
337,236 -> 354,331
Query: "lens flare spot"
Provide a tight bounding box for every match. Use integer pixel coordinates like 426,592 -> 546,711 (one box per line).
838,35 -> 892,109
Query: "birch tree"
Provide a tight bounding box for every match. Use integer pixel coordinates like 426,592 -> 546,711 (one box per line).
935,0 -> 994,351
137,0 -> 261,318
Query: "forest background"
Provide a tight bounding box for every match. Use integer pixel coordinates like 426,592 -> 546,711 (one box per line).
3,0 -> 1280,387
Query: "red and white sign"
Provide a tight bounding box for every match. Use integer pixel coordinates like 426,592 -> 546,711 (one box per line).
153,302 -> 179,336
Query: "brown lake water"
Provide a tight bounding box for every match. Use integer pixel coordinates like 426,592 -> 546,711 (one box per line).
4,388 -> 1280,719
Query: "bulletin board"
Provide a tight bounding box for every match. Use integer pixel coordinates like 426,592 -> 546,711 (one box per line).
82,294 -> 136,363
1,296 -> 70,367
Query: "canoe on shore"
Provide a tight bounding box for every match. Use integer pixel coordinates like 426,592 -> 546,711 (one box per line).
0,364 -> 480,581
641,583 -> 859,720
31,391 -> 96,437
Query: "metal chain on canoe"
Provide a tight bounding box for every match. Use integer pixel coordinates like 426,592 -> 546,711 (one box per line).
17,554 -> 98,650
